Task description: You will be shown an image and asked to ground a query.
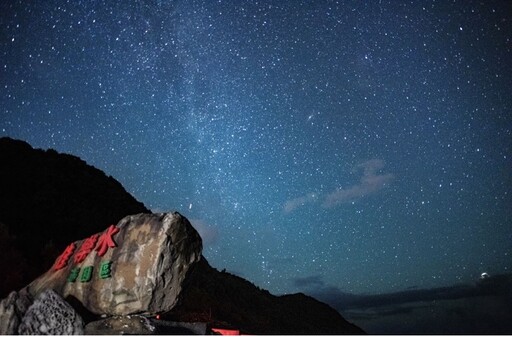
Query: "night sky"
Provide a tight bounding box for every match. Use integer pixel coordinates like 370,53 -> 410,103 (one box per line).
1,0 -> 511,299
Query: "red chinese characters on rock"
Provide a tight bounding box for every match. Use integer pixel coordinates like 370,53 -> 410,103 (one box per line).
95,224 -> 120,257
73,234 -> 99,264
53,243 -> 76,271
52,224 -> 120,271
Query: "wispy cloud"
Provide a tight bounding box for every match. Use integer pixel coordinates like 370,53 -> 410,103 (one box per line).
282,159 -> 394,213
323,159 -> 394,208
283,192 -> 319,213
189,218 -> 219,246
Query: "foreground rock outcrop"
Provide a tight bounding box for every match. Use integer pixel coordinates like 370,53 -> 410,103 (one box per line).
28,212 -> 202,316
0,212 -> 203,334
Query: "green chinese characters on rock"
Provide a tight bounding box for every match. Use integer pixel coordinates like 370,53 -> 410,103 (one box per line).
99,260 -> 113,279
80,266 -> 93,282
67,267 -> 81,283
67,261 -> 113,283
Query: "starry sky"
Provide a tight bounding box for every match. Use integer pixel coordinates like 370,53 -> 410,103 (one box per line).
1,0 -> 511,298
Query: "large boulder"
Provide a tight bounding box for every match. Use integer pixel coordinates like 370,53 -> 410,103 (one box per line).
25,212 -> 202,316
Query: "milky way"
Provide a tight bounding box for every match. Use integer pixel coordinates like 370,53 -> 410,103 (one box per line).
1,0 -> 511,296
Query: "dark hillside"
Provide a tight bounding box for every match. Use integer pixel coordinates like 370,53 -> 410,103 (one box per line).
0,137 -> 149,297
167,258 -> 365,335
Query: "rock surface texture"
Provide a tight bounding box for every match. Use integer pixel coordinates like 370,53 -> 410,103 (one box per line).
26,212 -> 202,316
85,315 -> 155,335
18,289 -> 83,335
0,290 -> 33,334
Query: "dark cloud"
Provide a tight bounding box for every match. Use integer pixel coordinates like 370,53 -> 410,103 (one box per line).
293,274 -> 325,288
310,273 -> 512,311
292,274 -> 361,307
305,274 -> 512,334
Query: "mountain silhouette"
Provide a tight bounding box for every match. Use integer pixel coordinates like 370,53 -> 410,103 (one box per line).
167,257 -> 364,334
0,137 -> 364,334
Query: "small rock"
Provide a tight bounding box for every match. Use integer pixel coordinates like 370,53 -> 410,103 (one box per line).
0,290 -> 33,334
18,289 -> 83,335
